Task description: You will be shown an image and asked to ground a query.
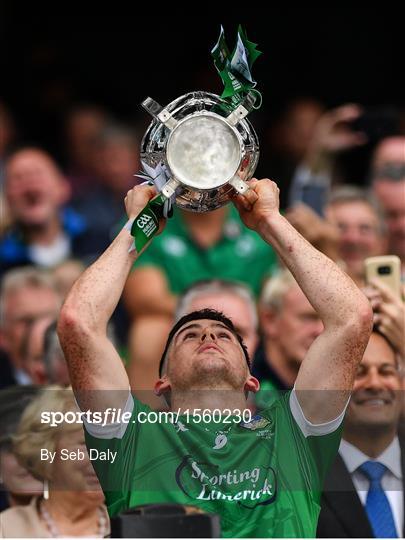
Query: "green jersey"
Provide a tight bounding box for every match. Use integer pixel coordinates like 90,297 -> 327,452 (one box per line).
255,379 -> 283,410
133,206 -> 278,297
84,391 -> 342,537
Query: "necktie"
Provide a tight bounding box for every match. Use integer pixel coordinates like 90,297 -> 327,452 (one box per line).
359,460 -> 398,538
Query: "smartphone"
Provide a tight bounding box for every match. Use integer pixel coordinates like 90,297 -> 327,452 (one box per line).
289,183 -> 329,217
364,255 -> 401,297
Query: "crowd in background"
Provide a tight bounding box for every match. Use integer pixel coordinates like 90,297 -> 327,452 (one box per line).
0,95 -> 404,537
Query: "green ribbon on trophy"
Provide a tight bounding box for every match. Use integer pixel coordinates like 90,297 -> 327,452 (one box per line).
128,193 -> 166,252
211,25 -> 263,111
129,25 -> 262,253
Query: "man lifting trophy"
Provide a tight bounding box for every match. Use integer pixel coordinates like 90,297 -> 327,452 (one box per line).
58,26 -> 372,537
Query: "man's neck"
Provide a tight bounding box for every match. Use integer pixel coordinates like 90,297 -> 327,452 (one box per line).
21,215 -> 63,246
181,207 -> 228,249
343,427 -> 397,458
263,341 -> 299,388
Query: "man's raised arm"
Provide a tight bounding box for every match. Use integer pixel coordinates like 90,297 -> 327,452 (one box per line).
234,179 -> 373,423
57,186 -> 162,412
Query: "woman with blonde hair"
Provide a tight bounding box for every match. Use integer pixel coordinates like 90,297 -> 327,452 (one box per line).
0,386 -> 109,537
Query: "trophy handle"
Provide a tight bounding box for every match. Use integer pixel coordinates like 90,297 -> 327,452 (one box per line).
229,176 -> 250,194
225,103 -> 250,127
161,177 -> 181,199
142,97 -> 178,130
225,92 -> 258,126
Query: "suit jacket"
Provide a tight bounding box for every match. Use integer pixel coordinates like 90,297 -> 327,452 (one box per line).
317,438 -> 405,538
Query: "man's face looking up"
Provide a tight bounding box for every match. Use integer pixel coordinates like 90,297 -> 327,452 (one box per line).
158,319 -> 258,397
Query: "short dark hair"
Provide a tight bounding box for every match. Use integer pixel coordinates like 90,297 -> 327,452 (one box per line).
371,326 -> 402,371
159,309 -> 250,377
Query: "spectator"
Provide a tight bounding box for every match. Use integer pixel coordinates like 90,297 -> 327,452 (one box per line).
254,269 -> 323,407
371,136 -> 405,277
286,186 -> 387,286
368,277 -> 405,459
0,387 -> 109,538
260,97 -> 325,208
288,108 -> 404,276
0,385 -> 42,511
20,316 -> 57,385
63,104 -> 108,198
325,186 -> 387,285
95,124 -> 140,197
43,322 -> 70,386
288,104 -> 367,213
0,147 -> 109,276
317,330 -> 404,537
371,136 -> 405,172
0,267 -> 61,386
72,123 -> 140,240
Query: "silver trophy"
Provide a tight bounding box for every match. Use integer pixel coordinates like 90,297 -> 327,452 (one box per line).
140,91 -> 259,213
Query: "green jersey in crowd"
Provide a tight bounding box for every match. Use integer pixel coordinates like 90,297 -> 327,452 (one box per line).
133,206 -> 278,297
84,390 -> 343,537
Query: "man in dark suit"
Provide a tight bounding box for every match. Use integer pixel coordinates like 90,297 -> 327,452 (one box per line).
317,330 -> 404,537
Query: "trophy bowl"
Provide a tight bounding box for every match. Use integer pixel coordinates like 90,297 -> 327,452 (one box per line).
140,91 -> 260,213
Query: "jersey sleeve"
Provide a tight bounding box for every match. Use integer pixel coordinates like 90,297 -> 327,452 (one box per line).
271,390 -> 344,497
292,390 -> 344,490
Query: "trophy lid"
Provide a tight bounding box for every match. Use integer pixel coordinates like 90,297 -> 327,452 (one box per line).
166,112 -> 243,190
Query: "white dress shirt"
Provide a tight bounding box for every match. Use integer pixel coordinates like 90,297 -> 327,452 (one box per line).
29,233 -> 70,267
339,437 -> 403,536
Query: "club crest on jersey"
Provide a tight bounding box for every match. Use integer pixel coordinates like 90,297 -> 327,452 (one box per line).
239,415 -> 270,431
